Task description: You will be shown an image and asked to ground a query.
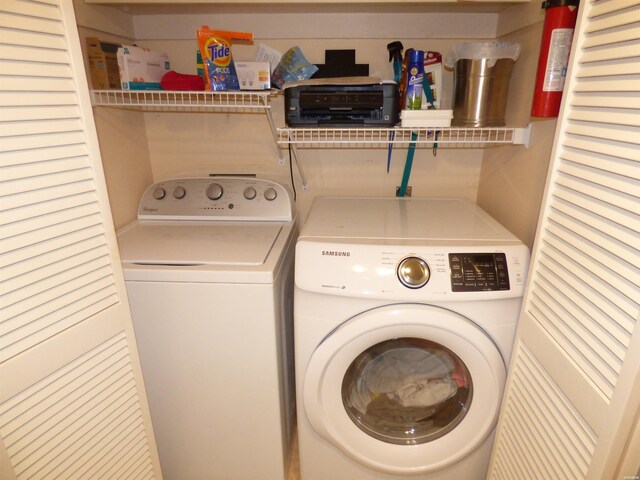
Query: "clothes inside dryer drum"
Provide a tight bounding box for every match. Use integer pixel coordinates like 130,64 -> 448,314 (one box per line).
361,347 -> 457,407
342,338 -> 473,445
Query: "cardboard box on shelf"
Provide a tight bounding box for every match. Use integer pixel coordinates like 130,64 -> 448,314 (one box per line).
235,62 -> 271,90
86,37 -> 121,90
422,51 -> 443,109
117,45 -> 171,90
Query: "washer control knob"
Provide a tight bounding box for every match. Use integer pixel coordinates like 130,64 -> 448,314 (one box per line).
243,187 -> 257,200
173,186 -> 186,199
152,187 -> 166,200
264,187 -> 278,201
397,257 -> 430,289
206,183 -> 223,201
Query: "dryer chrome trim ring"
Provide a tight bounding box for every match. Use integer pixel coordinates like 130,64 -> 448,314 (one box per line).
303,303 -> 506,475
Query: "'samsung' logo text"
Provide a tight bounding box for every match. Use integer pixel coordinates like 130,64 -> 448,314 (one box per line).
322,250 -> 351,257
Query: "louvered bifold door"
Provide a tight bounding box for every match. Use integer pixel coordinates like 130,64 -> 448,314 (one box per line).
488,0 -> 640,479
0,0 -> 162,478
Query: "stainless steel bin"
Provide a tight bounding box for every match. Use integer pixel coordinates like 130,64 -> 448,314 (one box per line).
451,57 -> 515,127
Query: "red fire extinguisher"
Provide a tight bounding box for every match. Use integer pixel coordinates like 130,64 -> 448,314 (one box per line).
531,0 -> 580,117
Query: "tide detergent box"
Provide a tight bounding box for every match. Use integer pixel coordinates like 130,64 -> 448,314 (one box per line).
117,45 -> 171,90
197,28 -> 253,91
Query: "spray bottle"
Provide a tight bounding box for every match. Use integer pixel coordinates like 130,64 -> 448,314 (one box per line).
386,42 -> 404,173
387,41 -> 404,83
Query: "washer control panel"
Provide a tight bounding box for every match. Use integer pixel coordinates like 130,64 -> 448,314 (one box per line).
138,177 -> 293,221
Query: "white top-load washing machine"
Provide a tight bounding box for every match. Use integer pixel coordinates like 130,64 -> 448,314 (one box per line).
117,177 -> 296,480
294,197 -> 529,480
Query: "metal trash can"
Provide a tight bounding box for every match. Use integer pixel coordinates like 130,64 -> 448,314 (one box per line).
445,42 -> 521,127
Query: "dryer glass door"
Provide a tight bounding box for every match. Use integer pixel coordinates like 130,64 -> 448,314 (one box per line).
303,304 -> 506,474
342,337 -> 472,445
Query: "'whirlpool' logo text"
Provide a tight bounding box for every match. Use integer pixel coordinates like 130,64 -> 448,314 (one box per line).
322,250 -> 351,257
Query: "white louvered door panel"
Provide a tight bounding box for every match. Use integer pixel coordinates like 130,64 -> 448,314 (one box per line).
0,0 -> 162,478
488,0 -> 640,478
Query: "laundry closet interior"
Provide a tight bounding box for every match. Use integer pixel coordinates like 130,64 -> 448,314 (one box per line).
2,0 -> 639,478
81,2 -> 555,476
77,0 -> 553,247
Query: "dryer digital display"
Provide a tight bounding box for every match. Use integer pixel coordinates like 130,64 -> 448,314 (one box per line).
449,253 -> 510,292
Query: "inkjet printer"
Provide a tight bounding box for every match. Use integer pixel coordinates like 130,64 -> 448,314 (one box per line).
284,77 -> 399,127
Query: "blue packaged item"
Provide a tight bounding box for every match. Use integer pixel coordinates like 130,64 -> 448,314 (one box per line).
272,47 -> 318,89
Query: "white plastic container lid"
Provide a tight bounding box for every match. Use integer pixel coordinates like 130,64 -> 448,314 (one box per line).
400,109 -> 453,128
444,41 -> 521,69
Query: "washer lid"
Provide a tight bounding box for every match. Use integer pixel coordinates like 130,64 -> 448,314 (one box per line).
117,221 -> 284,266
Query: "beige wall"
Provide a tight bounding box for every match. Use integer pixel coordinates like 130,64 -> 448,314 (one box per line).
76,2 -> 552,235
477,4 -> 556,249
140,35 -> 488,222
125,11 -> 498,223
93,108 -> 155,230
74,0 -> 154,229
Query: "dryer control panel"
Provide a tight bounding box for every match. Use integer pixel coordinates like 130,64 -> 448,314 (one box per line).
295,241 -> 529,302
449,253 -> 510,292
137,177 -> 293,222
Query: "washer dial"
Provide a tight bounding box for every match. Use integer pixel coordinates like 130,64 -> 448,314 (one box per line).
397,257 -> 430,289
206,183 -> 223,201
243,187 -> 257,200
173,186 -> 186,199
152,187 -> 166,200
264,187 -> 278,201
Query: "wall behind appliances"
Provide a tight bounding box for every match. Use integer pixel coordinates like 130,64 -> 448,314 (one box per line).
74,0 -> 154,230
115,6 -> 504,223
477,2 -> 557,249
140,37 -> 488,220
78,3 -> 548,232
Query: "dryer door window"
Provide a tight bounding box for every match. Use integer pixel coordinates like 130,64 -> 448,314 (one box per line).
303,304 -> 506,474
342,337 -> 472,445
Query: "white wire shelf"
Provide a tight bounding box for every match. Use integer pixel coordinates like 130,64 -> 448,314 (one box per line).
90,89 -> 273,113
278,125 -> 531,148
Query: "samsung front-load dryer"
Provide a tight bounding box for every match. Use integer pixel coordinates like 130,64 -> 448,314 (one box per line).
294,197 -> 529,480
117,177 -> 296,480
